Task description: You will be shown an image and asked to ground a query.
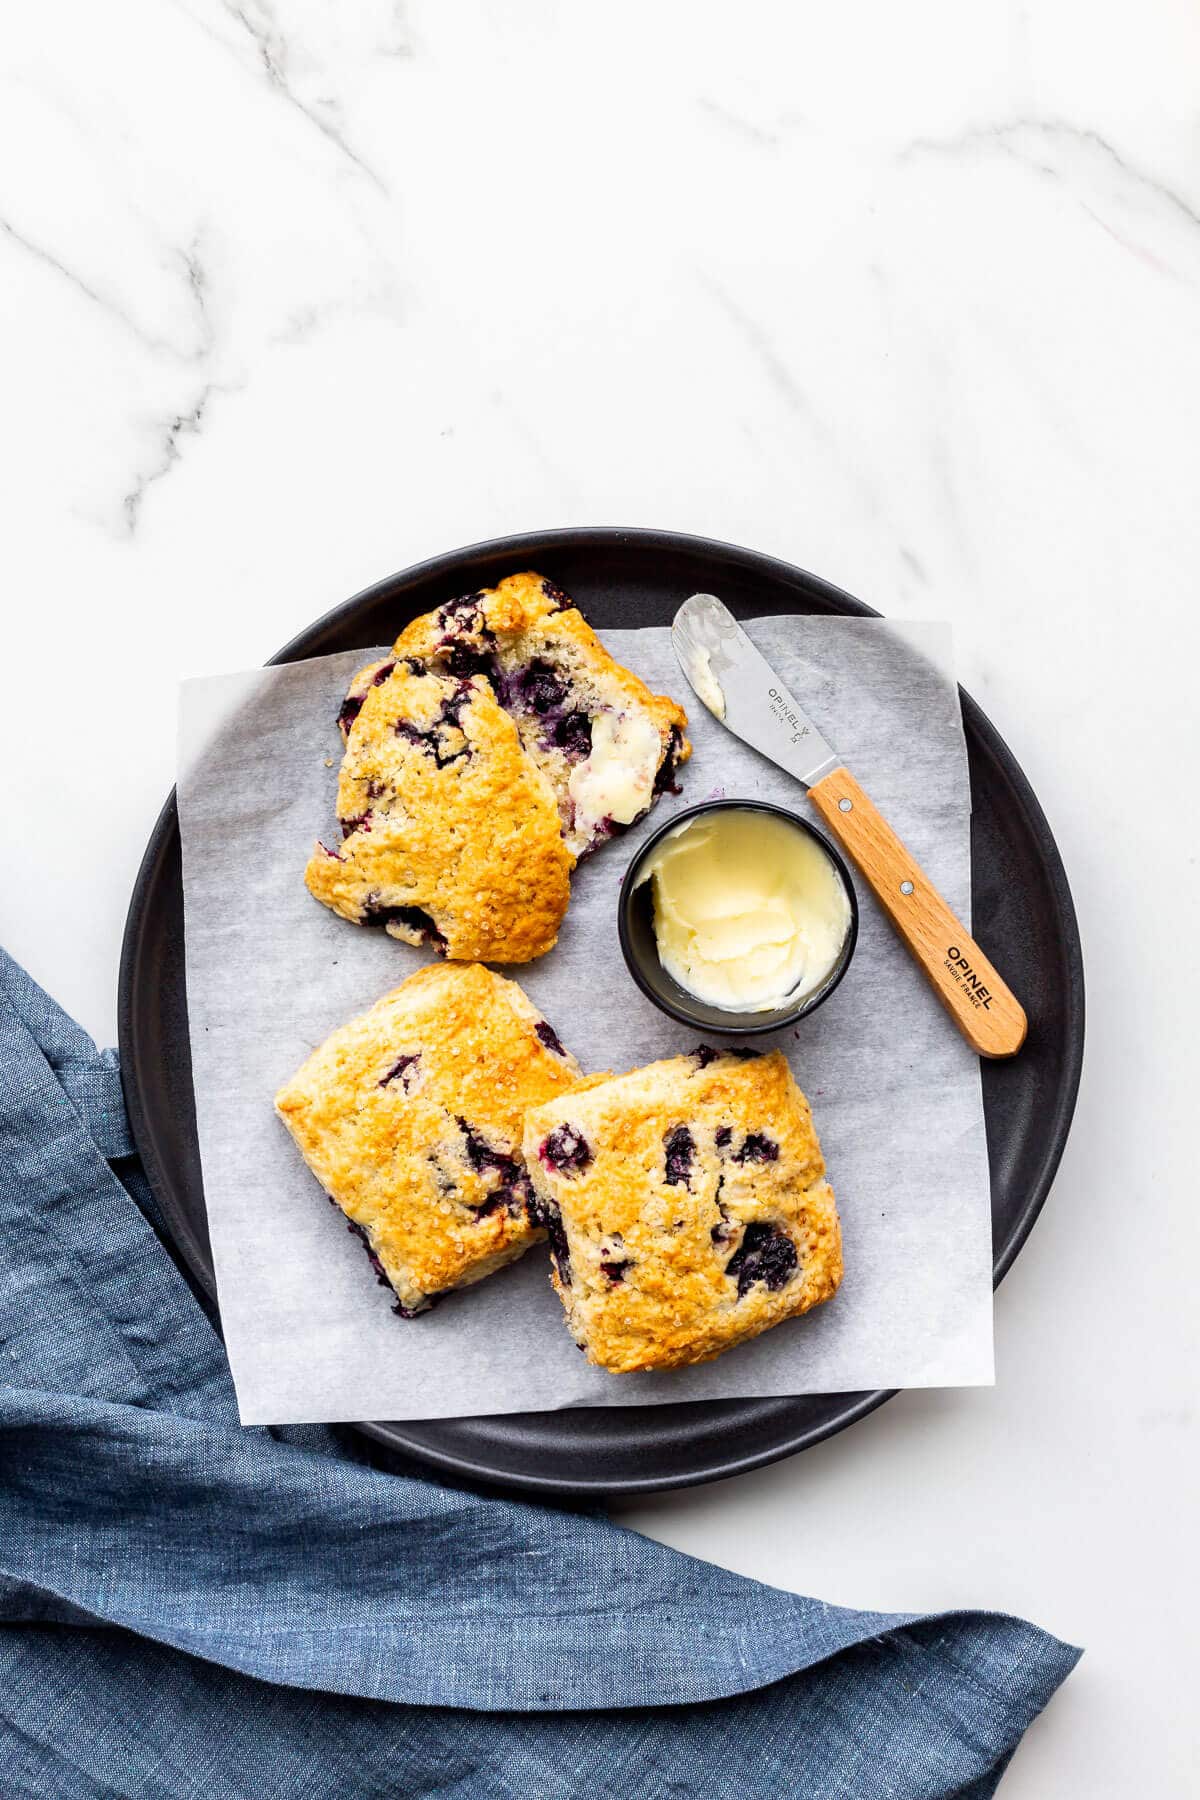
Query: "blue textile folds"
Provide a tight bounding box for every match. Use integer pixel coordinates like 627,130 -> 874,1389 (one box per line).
0,947 -> 1079,1798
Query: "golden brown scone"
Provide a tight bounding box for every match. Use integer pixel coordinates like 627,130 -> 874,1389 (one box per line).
275,964 -> 584,1315
305,661 -> 573,963
381,571 -> 691,859
523,1046 -> 842,1372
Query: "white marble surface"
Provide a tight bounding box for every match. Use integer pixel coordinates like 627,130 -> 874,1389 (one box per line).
2,3 -> 1197,1793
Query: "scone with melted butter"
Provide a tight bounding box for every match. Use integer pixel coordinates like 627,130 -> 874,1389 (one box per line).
388,572 -> 690,858
522,1047 -> 842,1372
306,573 -> 690,964
275,963 -> 582,1315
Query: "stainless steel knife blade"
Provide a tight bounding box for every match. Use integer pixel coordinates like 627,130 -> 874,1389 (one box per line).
671,593 -> 842,789
670,591 -> 1028,1057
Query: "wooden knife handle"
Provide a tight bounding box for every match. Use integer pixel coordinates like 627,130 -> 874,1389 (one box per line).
809,766 -> 1027,1059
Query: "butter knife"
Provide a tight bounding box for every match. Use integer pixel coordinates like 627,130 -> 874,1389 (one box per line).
671,593 -> 1027,1058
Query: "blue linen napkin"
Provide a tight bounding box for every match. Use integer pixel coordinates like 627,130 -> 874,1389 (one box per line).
0,946 -> 1079,1798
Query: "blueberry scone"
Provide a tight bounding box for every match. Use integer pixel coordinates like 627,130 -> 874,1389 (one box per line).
385,572 -> 690,858
275,963 -> 583,1315
309,575 -> 690,957
522,1047 -> 841,1372
305,660 -> 573,963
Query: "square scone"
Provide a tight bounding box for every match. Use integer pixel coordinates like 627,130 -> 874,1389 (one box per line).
275,963 -> 582,1315
523,1047 -> 842,1372
306,572 -> 691,966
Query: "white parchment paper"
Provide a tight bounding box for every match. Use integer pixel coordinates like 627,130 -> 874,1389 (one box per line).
178,619 -> 994,1424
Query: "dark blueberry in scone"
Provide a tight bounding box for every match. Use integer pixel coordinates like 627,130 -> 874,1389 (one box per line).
725,1221 -> 798,1296
535,1019 -> 568,1057
523,1047 -> 841,1372
530,1194 -> 572,1284
734,1133 -> 779,1165
710,1193 -> 733,1246
275,964 -> 583,1315
337,693 -> 365,735
545,710 -> 593,760
653,723 -> 685,796
337,661 -> 398,737
439,682 -> 475,729
393,715 -> 471,771
540,577 -> 572,612
359,900 -> 448,953
509,659 -> 570,716
378,1052 -> 420,1090
345,1218 -> 392,1290
443,641 -> 497,680
456,1116 -> 521,1189
663,1125 -> 695,1188
437,592 -> 487,632
538,1124 -> 593,1176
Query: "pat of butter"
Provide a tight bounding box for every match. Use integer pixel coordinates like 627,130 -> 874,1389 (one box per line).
569,711 -> 662,830
637,810 -> 851,1012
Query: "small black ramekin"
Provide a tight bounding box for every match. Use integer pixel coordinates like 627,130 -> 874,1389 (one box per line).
617,799 -> 859,1036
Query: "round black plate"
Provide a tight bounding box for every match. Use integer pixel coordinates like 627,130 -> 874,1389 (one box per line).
118,528 -> 1084,1497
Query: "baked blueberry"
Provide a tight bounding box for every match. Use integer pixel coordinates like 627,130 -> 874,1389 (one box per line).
535,1019 -> 567,1057
530,1193 -> 572,1285
735,1133 -> 779,1165
663,1124 -> 695,1188
539,1124 -> 592,1176
725,1221 -> 798,1295
547,710 -> 593,760
653,723 -> 685,795
359,900 -> 447,953
510,659 -> 569,715
378,1052 -> 420,1090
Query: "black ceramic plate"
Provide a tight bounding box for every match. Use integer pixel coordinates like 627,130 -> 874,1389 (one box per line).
118,528 -> 1084,1497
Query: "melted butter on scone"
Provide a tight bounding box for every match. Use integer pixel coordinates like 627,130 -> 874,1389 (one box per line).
567,710 -> 664,834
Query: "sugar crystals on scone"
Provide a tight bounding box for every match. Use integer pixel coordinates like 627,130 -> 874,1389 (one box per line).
275,964 -> 583,1316
522,1047 -> 842,1372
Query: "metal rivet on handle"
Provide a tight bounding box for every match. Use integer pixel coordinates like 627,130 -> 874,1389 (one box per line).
838,798 -> 852,812
900,880 -> 914,895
